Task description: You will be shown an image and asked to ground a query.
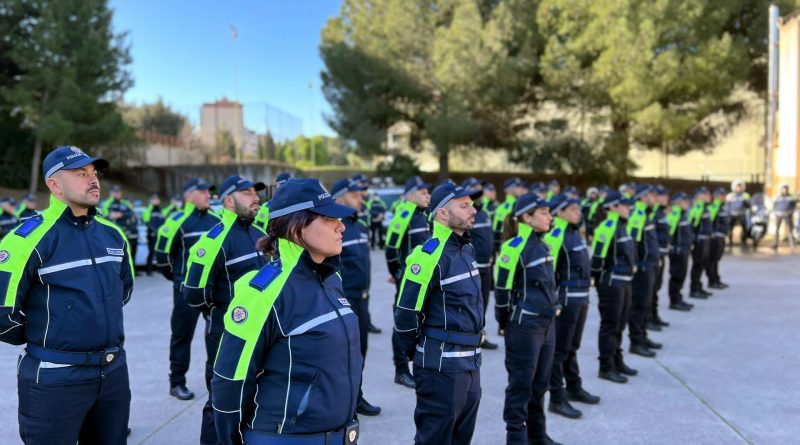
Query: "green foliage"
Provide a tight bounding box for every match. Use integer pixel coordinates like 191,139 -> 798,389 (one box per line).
0,0 -> 133,191
215,130 -> 236,161
123,98 -> 187,137
376,154 -> 421,185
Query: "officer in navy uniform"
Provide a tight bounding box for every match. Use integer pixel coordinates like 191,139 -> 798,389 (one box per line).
0,197 -> 19,239
211,178 -> 362,445
666,193 -> 695,311
100,185 -> 140,266
590,191 -> 638,384
0,145 -> 134,444
385,175 -> 431,389
143,194 -> 166,276
707,188 -> 731,288
544,194 -> 600,421
772,184 -> 796,248
649,186 -> 671,329
627,184 -> 662,358
332,177 -> 382,416
253,171 -> 294,232
689,187 -> 713,300
727,180 -> 751,250
461,177 -> 498,350
156,178 -> 221,401
481,182 -> 498,222
183,174 -> 267,445
495,193 -> 562,445
395,182 -> 483,445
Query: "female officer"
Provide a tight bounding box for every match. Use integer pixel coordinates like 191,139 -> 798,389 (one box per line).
211,178 -> 363,445
545,194 -> 601,420
590,190 -> 637,384
495,193 -> 562,445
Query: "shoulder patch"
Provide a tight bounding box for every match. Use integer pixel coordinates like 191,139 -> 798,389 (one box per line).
401,210 -> 409,218
207,224 -> 225,240
509,236 -> 523,247
249,264 -> 281,291
421,238 -> 440,254
551,228 -> 561,238
171,211 -> 185,221
605,219 -> 614,227
14,216 -> 44,238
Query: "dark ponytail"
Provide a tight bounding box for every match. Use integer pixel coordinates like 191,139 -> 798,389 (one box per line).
257,210 -> 320,258
593,204 -> 609,230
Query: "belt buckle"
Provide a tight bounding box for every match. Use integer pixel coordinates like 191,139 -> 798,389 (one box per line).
103,350 -> 116,365
345,419 -> 359,444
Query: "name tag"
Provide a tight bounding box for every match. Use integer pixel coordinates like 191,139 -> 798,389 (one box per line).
338,298 -> 351,307
107,248 -> 124,256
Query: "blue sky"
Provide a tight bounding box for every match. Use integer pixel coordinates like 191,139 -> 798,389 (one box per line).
110,0 -> 342,140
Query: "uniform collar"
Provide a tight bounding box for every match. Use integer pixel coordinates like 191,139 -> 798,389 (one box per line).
277,238 -> 341,279
47,195 -> 97,226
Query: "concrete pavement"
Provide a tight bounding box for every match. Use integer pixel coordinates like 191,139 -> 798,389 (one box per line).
0,247 -> 798,444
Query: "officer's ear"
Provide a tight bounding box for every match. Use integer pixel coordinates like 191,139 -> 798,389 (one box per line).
45,175 -> 63,196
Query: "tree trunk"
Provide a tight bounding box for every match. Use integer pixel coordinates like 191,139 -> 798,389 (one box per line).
608,114 -> 630,183
438,148 -> 449,180
29,134 -> 44,195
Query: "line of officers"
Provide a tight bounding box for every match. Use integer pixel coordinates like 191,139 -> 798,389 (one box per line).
0,145 -> 736,445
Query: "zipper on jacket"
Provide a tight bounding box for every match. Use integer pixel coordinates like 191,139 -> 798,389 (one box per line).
82,223 -> 110,346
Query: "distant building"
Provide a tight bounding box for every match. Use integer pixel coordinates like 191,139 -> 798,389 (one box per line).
775,13 -> 800,194
200,97 -> 245,160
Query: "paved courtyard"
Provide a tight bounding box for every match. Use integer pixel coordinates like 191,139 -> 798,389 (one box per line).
0,247 -> 798,444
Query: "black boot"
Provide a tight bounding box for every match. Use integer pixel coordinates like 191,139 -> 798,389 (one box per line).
646,321 -> 662,331
598,369 -> 628,384
616,358 -> 639,376
630,343 -> 656,358
644,338 -> 663,350
394,371 -> 415,389
566,388 -> 601,405
169,384 -> 195,401
654,317 -> 670,327
368,323 -> 382,334
548,401 -> 582,419
356,397 -> 382,416
689,290 -> 708,299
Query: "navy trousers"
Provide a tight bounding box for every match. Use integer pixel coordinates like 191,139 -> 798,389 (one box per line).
170,284 -> 201,386
549,299 -> 589,403
17,357 -> 130,445
413,366 -> 481,445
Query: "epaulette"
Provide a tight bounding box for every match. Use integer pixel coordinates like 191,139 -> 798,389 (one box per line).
14,216 -> 44,238
421,238 -> 440,254
401,210 -> 410,218
207,224 -> 225,240
551,227 -> 561,238
509,236 -> 523,247
171,211 -> 185,221
605,219 -> 614,227
249,264 -> 281,291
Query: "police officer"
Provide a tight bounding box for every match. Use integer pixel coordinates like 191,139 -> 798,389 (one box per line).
584,186 -> 609,241
156,177 -> 221,400
331,177 -> 382,416
544,194 -> 600,420
666,193 -> 695,311
650,186 -> 671,329
0,197 -> 19,239
0,145 -> 134,444
100,185 -> 140,267
530,182 -> 547,200
495,193 -> 561,445
385,175 -> 431,388
15,194 -> 39,221
689,187 -> 713,299
254,171 -> 293,232
546,180 -> 560,201
367,192 -> 387,249
591,191 -> 637,384
211,178 -> 361,445
164,194 -> 183,218
626,184 -> 662,358
772,184 -> 796,248
707,188 -> 731,289
182,174 -> 267,445
727,180 -> 751,250
142,194 -> 166,276
492,178 -> 527,248
395,182 -> 483,445
461,177 -> 498,350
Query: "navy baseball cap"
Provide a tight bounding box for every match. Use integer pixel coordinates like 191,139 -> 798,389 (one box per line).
548,179 -> 560,187
268,178 -> 354,219
0,196 -> 13,205
275,172 -> 294,185
351,173 -> 369,187
713,187 -> 727,196
530,181 -> 546,193
695,186 -> 709,196
482,182 -> 495,191
503,177 -> 526,189
43,146 -> 109,180
563,185 -> 578,195
429,183 -> 473,215
404,176 -> 432,194
603,191 -> 635,208
22,194 -> 36,201
110,185 -> 121,192
598,185 -> 610,193
672,192 -> 689,202
654,185 -> 669,195
513,193 -> 550,217
331,177 -> 367,199
633,184 -> 652,199
219,174 -> 266,199
548,193 -> 581,215
460,177 -> 481,189
183,178 -> 215,194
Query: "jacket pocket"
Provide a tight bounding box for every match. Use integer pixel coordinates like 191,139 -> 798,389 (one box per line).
50,301 -> 74,343
289,370 -> 320,428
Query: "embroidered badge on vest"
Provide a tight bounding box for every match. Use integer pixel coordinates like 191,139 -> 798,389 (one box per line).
207,225 -> 225,239
14,217 -> 44,238
249,264 -> 281,291
509,236 -> 523,247
421,238 -> 440,254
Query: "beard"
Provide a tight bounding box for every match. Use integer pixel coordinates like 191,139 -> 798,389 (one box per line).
447,210 -> 474,231
233,198 -> 258,219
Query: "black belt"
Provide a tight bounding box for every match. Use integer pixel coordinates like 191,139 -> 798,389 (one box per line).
515,301 -> 562,317
26,344 -> 121,366
421,327 -> 481,347
243,420 -> 359,445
